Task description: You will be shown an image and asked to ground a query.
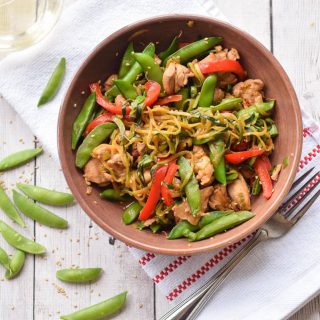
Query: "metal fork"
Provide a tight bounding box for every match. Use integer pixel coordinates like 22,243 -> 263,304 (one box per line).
160,168 -> 320,320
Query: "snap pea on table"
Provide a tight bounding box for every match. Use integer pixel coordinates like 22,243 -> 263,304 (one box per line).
56,268 -> 103,283
0,246 -> 11,272
5,250 -> 25,280
12,190 -> 68,229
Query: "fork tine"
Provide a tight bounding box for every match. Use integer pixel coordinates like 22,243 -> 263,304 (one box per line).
279,170 -> 320,214
291,167 -> 315,190
290,188 -> 320,223
282,171 -> 320,218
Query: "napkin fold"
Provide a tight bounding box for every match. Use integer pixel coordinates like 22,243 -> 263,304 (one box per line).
1,1 -> 320,319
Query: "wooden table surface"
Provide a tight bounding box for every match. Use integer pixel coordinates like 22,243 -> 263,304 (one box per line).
0,0 -> 319,319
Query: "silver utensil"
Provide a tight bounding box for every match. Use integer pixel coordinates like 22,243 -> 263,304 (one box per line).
160,168 -> 320,320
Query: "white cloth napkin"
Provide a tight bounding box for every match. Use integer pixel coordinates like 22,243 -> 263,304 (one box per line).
1,1 -> 320,319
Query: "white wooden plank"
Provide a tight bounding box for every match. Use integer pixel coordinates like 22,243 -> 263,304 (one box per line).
0,97 -> 35,319
34,146 -> 154,319
272,0 -> 320,121
291,296 -> 320,320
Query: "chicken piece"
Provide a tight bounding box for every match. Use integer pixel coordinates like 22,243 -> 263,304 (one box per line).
106,153 -> 126,179
193,146 -> 214,186
227,174 -> 251,210
232,79 -> 264,107
132,142 -> 146,158
115,94 -> 127,109
204,47 -> 240,62
104,74 -> 118,91
213,88 -> 225,103
209,184 -> 236,211
218,73 -> 238,88
271,164 -> 282,181
83,159 -> 112,186
92,144 -> 114,162
227,48 -> 240,61
172,187 -> 213,225
163,62 -> 193,95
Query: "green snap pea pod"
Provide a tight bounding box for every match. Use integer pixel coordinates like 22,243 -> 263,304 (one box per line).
122,202 -> 143,225
100,189 -> 131,202
251,177 -> 262,196
0,186 -> 25,227
209,139 -> 226,185
5,250 -> 25,279
163,37 -> 223,65
178,157 -> 201,216
118,42 -> 135,78
211,97 -> 243,112
56,268 -> 103,283
237,100 -> 275,118
150,223 -> 161,233
106,43 -> 155,99
175,87 -> 189,110
199,211 -> 233,228
268,123 -> 278,137
0,247 -> 11,272
189,211 -> 254,241
38,57 -> 66,107
226,170 -> 239,183
75,122 -> 116,169
133,53 -> 163,85
167,220 -> 198,240
0,220 -> 46,254
158,36 -> 179,61
113,79 -> 137,100
198,75 -> 218,108
60,291 -> 127,320
16,183 -> 74,206
12,190 -> 68,229
0,148 -> 43,172
190,85 -> 198,98
71,92 -> 97,150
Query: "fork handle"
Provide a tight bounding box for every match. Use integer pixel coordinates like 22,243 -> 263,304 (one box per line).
184,229 -> 268,320
159,229 -> 267,320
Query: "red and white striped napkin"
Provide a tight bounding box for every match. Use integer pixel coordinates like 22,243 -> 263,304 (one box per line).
129,109 -> 320,319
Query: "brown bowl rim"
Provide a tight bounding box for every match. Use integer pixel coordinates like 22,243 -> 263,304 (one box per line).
58,14 -> 303,255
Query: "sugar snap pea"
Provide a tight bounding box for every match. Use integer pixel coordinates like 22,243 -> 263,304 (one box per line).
211,97 -> 243,112
189,211 -> 254,241
175,87 -> 189,110
167,220 -> 198,240
60,291 -> 127,320
163,37 -> 223,65
38,57 -> 66,107
71,92 -> 97,150
118,42 -> 135,78
159,36 -> 179,61
237,100 -> 275,118
5,250 -> 25,279
100,189 -> 131,202
133,53 -> 163,85
12,190 -> 68,229
0,220 -> 46,254
198,74 -> 217,108
16,183 -> 74,206
113,79 -> 137,100
198,211 -> 233,228
0,148 -> 43,172
209,139 -> 226,185
56,268 -> 103,283
0,247 -> 11,272
106,42 -> 155,99
0,186 -> 25,227
122,201 -> 143,225
75,122 -> 116,169
178,157 -> 201,216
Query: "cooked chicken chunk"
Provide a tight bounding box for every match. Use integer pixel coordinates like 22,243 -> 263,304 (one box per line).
83,158 -> 112,186
173,187 -> 213,225
193,146 -> 214,186
104,74 -> 118,91
163,62 -> 193,95
227,174 -> 251,210
209,184 -> 236,211
203,47 -> 240,62
271,164 -> 282,181
213,88 -> 225,103
92,144 -> 114,162
232,79 -> 264,107
115,94 -> 127,109
106,153 -> 126,179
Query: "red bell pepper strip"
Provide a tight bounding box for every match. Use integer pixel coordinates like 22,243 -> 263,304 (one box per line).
161,161 -> 179,206
89,82 -> 131,115
254,155 -> 273,199
261,154 -> 272,171
144,80 -> 161,107
84,113 -> 114,136
225,148 -> 264,165
156,95 -> 182,106
198,59 -> 246,80
139,165 -> 168,221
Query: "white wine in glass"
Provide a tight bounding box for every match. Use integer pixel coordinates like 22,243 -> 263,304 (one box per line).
0,0 -> 63,52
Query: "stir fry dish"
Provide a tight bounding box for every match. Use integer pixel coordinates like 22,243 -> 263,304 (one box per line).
72,34 -> 282,242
